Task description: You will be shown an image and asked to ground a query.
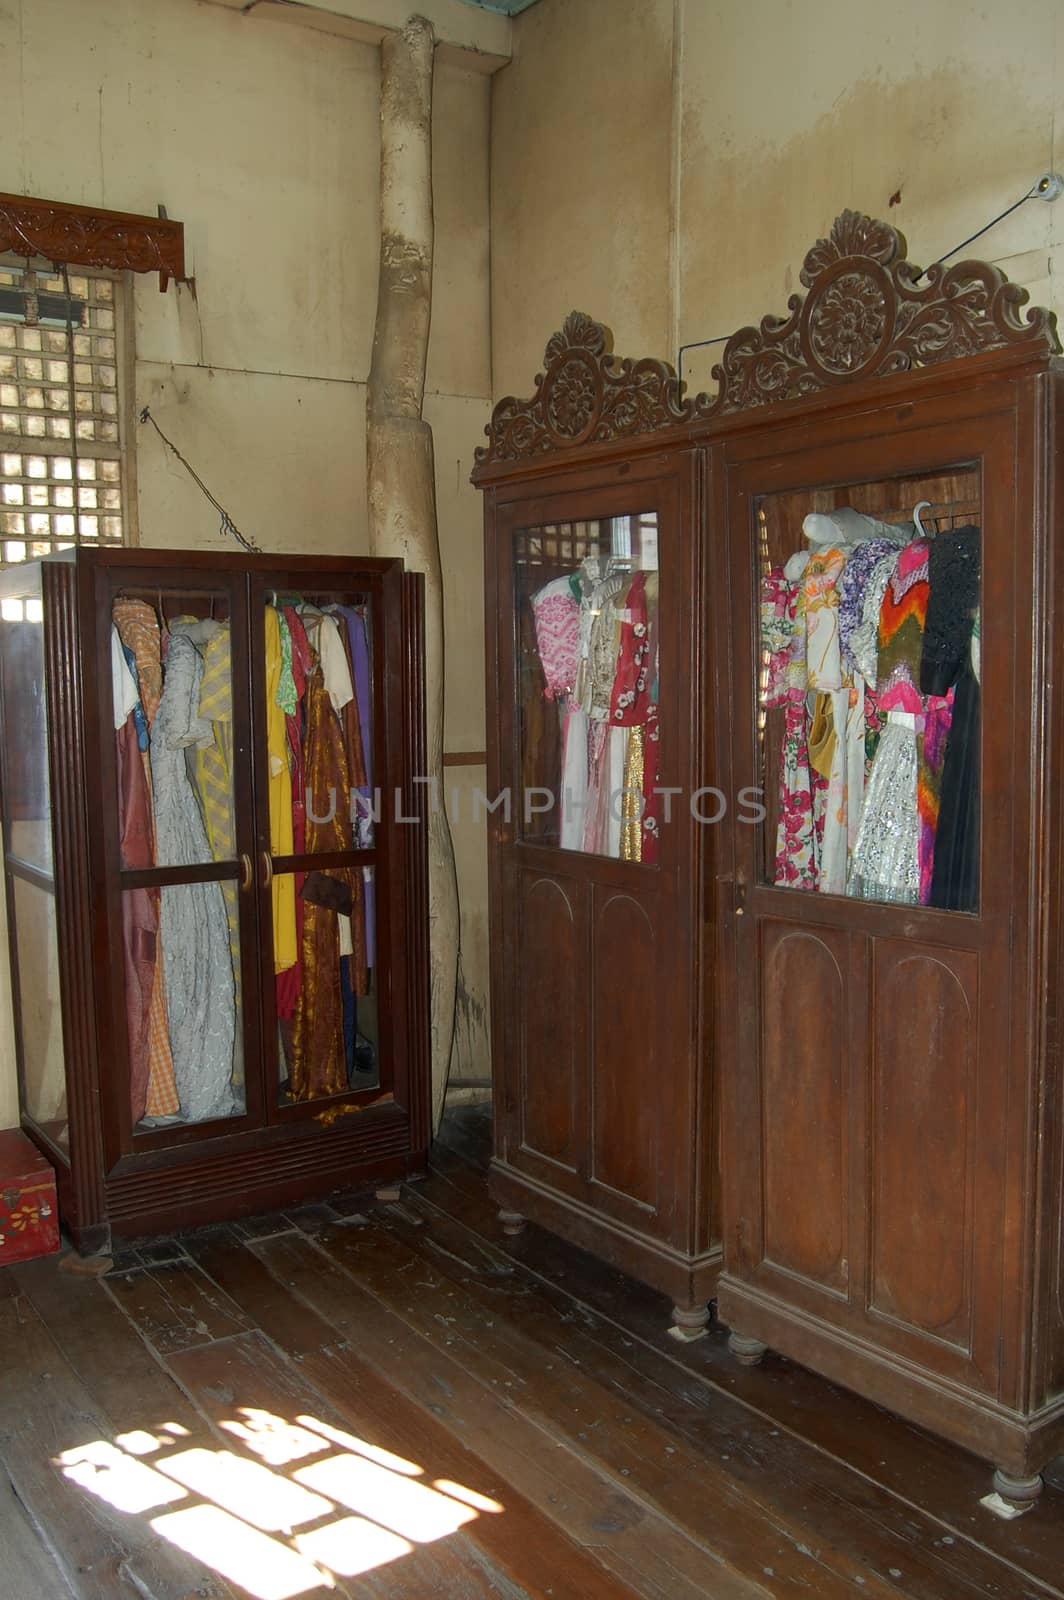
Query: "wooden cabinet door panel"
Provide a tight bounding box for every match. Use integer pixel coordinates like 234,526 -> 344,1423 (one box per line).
757,919 -> 850,1300
514,863 -> 584,1179
868,940 -> 978,1352
589,885 -> 660,1220
862,932 -> 1005,1393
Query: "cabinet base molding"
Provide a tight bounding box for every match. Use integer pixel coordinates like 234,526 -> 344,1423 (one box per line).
717,1276 -> 1064,1482
490,1160 -> 720,1313
77,1115 -> 428,1245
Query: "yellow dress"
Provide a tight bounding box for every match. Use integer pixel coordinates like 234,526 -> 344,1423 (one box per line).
265,607 -> 298,973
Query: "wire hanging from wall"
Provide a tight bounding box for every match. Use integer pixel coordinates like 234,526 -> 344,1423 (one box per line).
912,172 -> 1061,280
139,406 -> 260,552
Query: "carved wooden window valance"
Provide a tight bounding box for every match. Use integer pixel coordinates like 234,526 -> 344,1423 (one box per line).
0,192 -> 185,291
475,210 -> 1059,467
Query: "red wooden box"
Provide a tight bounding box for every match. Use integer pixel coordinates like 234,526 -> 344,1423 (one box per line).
0,1129 -> 60,1266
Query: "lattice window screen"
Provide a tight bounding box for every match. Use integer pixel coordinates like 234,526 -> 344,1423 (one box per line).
0,256 -> 132,566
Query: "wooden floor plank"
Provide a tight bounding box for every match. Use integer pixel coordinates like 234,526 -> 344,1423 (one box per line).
379,1186 -> 1053,1600
165,1328 -> 504,1600
13,1254 -> 211,1444
167,1318 -> 620,1600
0,1466 -> 77,1599
421,1141 -> 1064,1597
309,1211 -> 912,1600
0,1276 -> 231,1600
103,1257 -> 252,1355
188,1224 -> 758,1600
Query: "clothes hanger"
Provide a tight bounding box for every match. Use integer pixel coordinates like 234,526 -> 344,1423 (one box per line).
913,500 -> 933,538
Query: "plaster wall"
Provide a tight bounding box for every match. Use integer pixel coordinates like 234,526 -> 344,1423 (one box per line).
0,0 -> 493,1129
492,0 -> 1063,397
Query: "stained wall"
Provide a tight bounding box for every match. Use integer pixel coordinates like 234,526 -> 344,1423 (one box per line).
492,0 -> 1063,397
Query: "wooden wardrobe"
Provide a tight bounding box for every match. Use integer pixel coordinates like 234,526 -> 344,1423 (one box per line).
0,548 -> 431,1251
473,316 -> 719,1336
475,209 -> 1064,1499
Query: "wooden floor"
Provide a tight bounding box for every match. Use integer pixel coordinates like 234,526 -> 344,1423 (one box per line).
1,1103 -> 1062,1600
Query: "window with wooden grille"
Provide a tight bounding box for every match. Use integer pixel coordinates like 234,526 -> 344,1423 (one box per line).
0,256 -> 134,567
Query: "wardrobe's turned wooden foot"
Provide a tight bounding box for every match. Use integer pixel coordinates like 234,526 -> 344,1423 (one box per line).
728,1331 -> 768,1366
992,1468 -> 1044,1508
668,1303 -> 710,1343
498,1208 -> 525,1237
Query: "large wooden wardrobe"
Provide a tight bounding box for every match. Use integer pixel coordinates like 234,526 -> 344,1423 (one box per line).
0,548 -> 431,1252
474,210 -> 1064,1498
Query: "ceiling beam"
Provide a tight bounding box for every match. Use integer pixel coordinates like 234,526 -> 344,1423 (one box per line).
202,0 -> 513,72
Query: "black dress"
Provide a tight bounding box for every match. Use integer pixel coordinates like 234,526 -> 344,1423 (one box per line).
920,526 -> 980,911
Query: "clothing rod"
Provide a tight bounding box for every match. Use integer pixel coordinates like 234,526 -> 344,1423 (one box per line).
872,499 -> 980,522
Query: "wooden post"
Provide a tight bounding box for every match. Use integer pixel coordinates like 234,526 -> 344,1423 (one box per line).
367,14 -> 458,1131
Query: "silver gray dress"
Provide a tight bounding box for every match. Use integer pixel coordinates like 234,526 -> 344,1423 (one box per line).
151,625 -> 238,1122
847,553 -> 920,904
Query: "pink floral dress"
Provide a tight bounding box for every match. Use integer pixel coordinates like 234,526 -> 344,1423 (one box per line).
761,566 -> 825,889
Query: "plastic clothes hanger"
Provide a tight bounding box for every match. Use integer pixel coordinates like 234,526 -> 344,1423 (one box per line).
913,500 -> 933,538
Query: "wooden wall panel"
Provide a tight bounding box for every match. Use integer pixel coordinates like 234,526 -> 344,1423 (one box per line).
870,944 -> 977,1352
760,925 -> 849,1295
517,873 -> 580,1171
590,890 -> 657,1211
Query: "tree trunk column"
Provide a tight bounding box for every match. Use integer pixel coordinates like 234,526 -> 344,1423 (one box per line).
367,13 -> 459,1130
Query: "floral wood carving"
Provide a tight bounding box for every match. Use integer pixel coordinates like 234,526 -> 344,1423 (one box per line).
706,209 -> 1058,416
0,193 -> 186,290
477,212 -> 1058,464
476,311 -> 713,464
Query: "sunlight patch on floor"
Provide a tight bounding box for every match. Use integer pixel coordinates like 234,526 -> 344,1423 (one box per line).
295,1453 -> 479,1542
295,1515 -> 414,1579
222,1408 -> 334,1467
295,1414 -> 425,1476
57,1407 -> 505,1599
156,1447 -> 334,1532
60,1440 -> 188,1515
151,1503 -> 334,1600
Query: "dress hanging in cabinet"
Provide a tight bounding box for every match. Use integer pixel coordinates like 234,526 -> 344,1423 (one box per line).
759,511 -> 981,911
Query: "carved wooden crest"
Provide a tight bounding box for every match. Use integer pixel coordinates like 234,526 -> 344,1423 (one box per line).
475,311 -> 709,465
476,212 -> 1058,465
706,209 -> 1057,415
0,193 -> 186,290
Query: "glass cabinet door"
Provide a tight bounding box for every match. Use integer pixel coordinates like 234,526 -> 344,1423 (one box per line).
106,571 -> 255,1137
0,559 -> 68,1150
514,512 -> 661,860
253,577 -> 381,1114
754,471 -> 981,911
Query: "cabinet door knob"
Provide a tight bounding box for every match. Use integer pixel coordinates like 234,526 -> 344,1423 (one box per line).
261,850 -> 274,890
239,853 -> 253,892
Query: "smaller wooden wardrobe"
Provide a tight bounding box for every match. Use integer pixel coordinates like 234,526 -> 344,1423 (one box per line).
473,316 -> 720,1336
0,548 -> 430,1251
476,211 -> 1064,1500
